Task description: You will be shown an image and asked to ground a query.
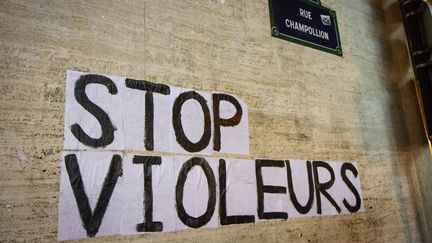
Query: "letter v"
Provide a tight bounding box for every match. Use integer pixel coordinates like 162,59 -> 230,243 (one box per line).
65,154 -> 122,237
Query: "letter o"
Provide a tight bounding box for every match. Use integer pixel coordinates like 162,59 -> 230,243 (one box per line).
172,91 -> 211,152
175,157 -> 216,228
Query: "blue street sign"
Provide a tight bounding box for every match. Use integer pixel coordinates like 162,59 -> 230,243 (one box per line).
269,0 -> 342,56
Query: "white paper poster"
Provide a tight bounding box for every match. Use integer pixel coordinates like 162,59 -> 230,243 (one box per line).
59,71 -> 364,241
63,70 -> 249,155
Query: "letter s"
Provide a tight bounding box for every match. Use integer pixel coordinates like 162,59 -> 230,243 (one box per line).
341,163 -> 362,212
71,74 -> 117,148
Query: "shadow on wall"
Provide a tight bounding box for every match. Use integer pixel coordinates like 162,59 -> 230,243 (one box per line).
370,0 -> 431,241
346,0 -> 431,240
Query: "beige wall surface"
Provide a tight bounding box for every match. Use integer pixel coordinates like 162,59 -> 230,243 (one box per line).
1,0 -> 432,242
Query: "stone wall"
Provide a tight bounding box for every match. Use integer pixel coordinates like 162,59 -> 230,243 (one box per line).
0,0 -> 431,242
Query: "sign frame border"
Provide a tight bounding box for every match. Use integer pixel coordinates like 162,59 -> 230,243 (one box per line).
268,0 -> 343,56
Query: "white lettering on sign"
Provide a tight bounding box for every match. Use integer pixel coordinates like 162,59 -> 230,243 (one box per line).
59,71 -> 364,241
285,18 -> 329,40
299,8 -> 312,20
